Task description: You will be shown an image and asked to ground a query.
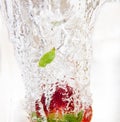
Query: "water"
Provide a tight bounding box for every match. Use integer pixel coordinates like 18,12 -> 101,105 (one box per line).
0,0 -> 109,121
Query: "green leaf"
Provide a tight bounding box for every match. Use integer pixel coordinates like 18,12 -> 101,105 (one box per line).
47,118 -> 56,122
32,112 -> 36,116
37,118 -> 42,122
31,112 -> 42,122
38,48 -> 56,67
31,112 -> 38,121
77,110 -> 84,122
46,111 -> 84,122
32,112 -> 37,118
64,113 -> 77,122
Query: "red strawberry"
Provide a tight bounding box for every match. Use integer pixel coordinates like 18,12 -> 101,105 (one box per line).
35,84 -> 74,120
49,84 -> 74,113
34,83 -> 92,122
82,106 -> 92,122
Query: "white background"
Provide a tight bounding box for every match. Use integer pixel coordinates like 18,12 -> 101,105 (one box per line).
0,3 -> 120,122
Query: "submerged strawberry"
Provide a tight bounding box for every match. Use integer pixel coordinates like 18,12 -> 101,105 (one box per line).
48,84 -> 74,113
82,106 -> 92,122
34,83 -> 92,122
39,84 -> 74,121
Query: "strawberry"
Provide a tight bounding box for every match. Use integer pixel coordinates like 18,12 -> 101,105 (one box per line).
34,83 -> 92,122
48,84 -> 74,113
82,106 -> 92,122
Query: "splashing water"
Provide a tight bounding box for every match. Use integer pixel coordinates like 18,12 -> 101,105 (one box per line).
0,0 -> 118,121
